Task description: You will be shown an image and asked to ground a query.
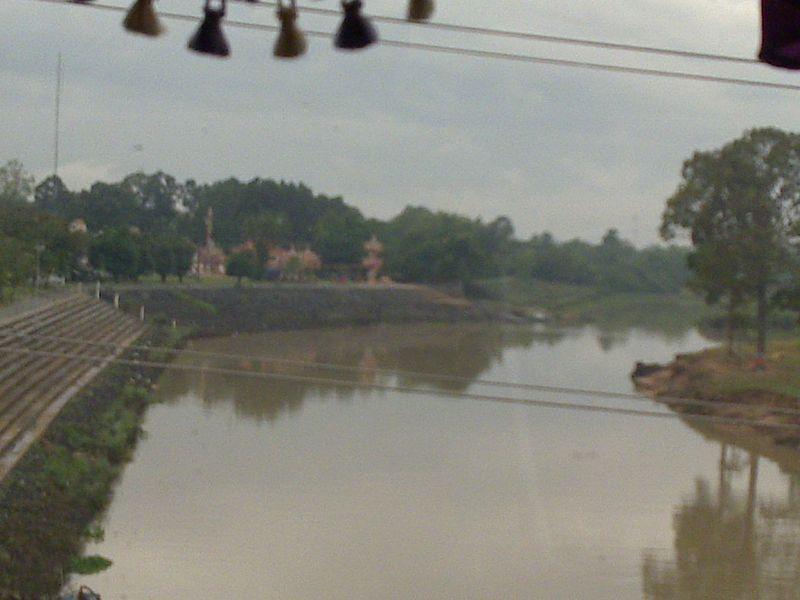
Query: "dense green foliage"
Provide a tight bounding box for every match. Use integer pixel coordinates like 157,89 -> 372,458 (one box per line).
508,230 -> 690,293
149,234 -> 196,283
379,207 -> 502,284
0,202 -> 87,298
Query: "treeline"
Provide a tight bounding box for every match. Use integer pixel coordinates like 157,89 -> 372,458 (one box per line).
0,159 -> 691,293
507,230 -> 689,293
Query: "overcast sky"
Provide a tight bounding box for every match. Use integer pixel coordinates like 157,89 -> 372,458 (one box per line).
2,0 -> 799,245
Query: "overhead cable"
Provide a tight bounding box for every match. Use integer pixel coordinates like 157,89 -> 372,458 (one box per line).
233,0 -> 759,66
2,343 -> 800,431
28,0 -> 800,92
6,328 -> 800,419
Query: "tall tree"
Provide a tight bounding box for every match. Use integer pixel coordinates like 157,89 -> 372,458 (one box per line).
225,250 -> 258,286
34,175 -> 73,218
121,171 -> 183,232
0,160 -> 34,206
89,228 -> 142,282
149,236 -> 175,283
171,237 -> 196,283
661,128 -> 800,356
312,207 -> 369,265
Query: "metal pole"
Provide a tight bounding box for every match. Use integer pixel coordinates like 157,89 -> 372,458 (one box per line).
54,53 -> 62,177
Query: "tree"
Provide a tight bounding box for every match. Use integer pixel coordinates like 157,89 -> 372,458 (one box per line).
0,236 -> 35,299
383,207 -> 493,285
0,160 -> 34,206
661,128 -> 800,356
121,171 -> 183,232
225,250 -> 258,286
312,208 -> 369,265
0,203 -> 86,281
78,183 -> 139,231
149,237 -> 175,282
171,237 -> 196,282
89,228 -> 142,282
34,175 -> 74,218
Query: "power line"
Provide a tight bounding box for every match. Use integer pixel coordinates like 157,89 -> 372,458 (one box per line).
28,0 -> 800,93
234,0 -> 759,67
2,343 -> 800,431
6,328 -> 800,418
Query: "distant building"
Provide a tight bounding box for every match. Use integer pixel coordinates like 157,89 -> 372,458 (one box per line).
362,234 -> 384,284
193,207 -> 227,276
230,240 -> 256,255
268,246 -> 322,280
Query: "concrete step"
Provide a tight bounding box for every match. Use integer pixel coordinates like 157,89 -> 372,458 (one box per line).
0,308 -> 123,407
0,293 -> 147,479
0,316 -> 131,431
0,320 -> 145,458
0,296 -> 102,372
0,291 -> 87,329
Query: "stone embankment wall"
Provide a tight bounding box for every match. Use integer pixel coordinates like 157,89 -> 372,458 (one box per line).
106,284 -> 501,337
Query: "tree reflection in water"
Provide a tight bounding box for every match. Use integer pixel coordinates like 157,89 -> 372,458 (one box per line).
642,443 -> 800,598
155,324 -> 546,423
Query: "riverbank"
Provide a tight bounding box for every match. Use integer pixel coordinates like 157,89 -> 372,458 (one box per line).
0,325 -> 185,598
467,277 -> 715,331
632,340 -> 800,451
106,283 -> 522,337
0,284 -> 520,597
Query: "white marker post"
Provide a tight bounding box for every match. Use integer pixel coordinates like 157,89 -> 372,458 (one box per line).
114,293 -> 120,309
140,305 -> 146,322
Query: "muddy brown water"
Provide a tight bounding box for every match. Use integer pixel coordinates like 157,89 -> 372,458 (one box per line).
78,324 -> 800,599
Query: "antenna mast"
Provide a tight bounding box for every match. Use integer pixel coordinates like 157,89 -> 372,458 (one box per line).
54,53 -> 62,177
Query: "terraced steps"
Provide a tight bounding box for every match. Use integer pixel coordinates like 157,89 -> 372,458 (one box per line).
0,293 -> 146,480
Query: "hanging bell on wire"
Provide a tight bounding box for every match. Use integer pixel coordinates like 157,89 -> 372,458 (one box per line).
188,0 -> 231,58
759,0 -> 800,69
273,0 -> 307,58
335,0 -> 378,50
123,0 -> 164,36
407,0 -> 434,22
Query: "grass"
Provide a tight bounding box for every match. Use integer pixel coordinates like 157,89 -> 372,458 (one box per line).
676,339 -> 800,400
469,277 -> 718,331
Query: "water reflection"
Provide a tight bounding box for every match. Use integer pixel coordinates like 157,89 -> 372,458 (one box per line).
82,322 -> 777,598
642,441 -> 800,598
160,324 -> 541,422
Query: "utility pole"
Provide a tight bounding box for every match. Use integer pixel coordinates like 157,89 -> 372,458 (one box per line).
54,53 -> 62,177
35,243 -> 45,290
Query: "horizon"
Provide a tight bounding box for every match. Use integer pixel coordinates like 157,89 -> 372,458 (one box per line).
24,165 -> 692,249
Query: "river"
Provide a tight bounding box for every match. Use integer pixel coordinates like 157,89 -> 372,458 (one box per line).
79,323 -> 800,599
